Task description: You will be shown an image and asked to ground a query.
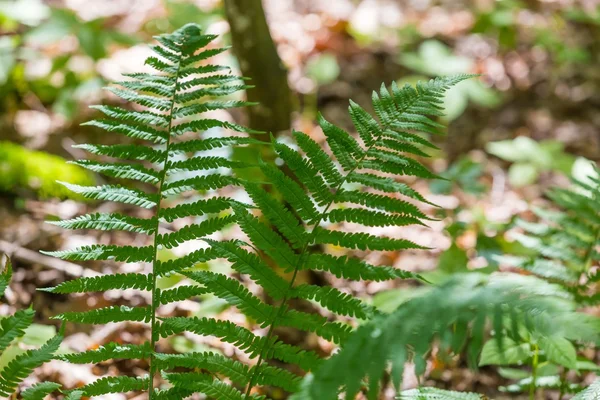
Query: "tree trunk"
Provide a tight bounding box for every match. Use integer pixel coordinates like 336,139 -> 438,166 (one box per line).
224,0 -> 292,136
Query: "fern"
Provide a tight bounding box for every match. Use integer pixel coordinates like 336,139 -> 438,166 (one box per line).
573,379 -> 600,400
0,258 -> 63,398
226,75 -> 472,397
41,24 -> 262,399
502,170 -> 600,305
398,387 -> 485,399
292,273 -> 598,400
42,22 -> 475,398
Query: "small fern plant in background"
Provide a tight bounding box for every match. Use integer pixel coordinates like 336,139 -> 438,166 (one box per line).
483,169 -> 600,396
42,21 -> 473,399
0,257 -> 63,399
293,272 -> 599,400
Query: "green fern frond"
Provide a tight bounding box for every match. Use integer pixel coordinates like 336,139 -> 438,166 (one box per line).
59,342 -> 153,364
204,239 -> 289,299
54,305 -> 152,324
183,270 -> 275,325
154,247 -> 220,276
291,284 -> 376,319
41,244 -> 154,262
48,213 -> 156,234
71,160 -> 161,184
0,258 -> 12,297
0,308 -> 35,353
21,382 -> 62,400
313,229 -> 426,251
71,376 -> 149,397
161,175 -> 241,197
158,317 -> 321,370
0,259 -> 60,398
293,273 -> 596,400
156,353 -> 249,384
398,387 -> 485,400
503,170 -> 600,302
57,182 -> 158,208
573,378 -> 600,400
303,253 -> 421,282
158,285 -> 208,305
73,143 -> 166,163
164,372 -> 259,400
41,273 -> 153,294
159,197 -> 249,222
156,216 -> 236,248
0,332 -> 63,397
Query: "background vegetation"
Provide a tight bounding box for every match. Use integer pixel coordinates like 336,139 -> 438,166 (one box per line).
0,0 -> 599,399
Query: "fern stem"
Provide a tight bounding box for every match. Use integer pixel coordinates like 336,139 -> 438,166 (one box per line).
243,124 -> 389,398
148,56 -> 182,399
529,343 -> 539,400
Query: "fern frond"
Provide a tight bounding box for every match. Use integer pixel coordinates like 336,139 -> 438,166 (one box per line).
57,182 -> 158,208
156,216 -> 236,249
21,382 -> 62,400
503,172 -> 600,301
41,244 -> 154,262
293,273 -> 596,399
155,352 -> 250,385
183,270 -> 275,325
0,308 -> 35,353
233,205 -> 299,270
41,273 -> 153,294
71,160 -> 161,184
0,332 -> 62,397
48,213 -> 156,234
158,317 -> 321,370
303,253 -> 420,281
59,342 -> 153,364
71,376 -> 149,397
258,159 -> 319,224
158,285 -> 208,305
159,197 -> 250,222
165,156 -> 248,174
54,305 -> 152,324
0,258 -> 11,297
164,372 -> 256,400
154,247 -> 220,276
573,378 -> 600,400
161,175 -> 240,197
291,284 -> 376,319
244,182 -> 308,248
81,119 -> 168,144
204,239 -> 289,299
398,388 -> 484,400
314,229 -> 426,251
74,143 -> 166,163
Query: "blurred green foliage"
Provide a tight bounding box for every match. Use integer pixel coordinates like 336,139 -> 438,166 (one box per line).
398,41 -> 501,120
486,137 -> 575,186
0,141 -> 94,199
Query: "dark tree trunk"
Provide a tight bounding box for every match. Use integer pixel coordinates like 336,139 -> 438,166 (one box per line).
224,0 -> 292,136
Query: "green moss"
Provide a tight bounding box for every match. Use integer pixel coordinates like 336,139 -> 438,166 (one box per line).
0,141 -> 94,199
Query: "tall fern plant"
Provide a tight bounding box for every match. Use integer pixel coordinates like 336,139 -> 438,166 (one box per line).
43,22 -> 471,399
42,24 -> 261,399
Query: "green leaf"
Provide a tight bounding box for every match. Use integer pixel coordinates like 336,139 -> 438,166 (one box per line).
479,337 -> 531,366
538,336 -> 577,369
